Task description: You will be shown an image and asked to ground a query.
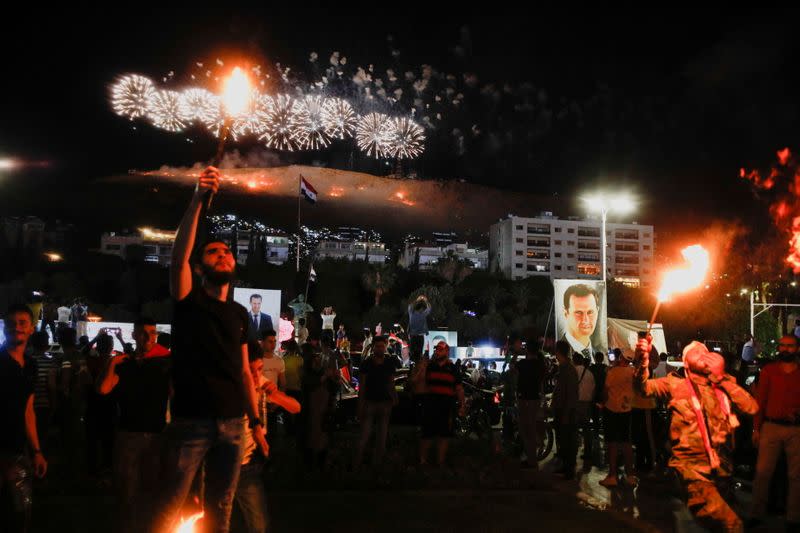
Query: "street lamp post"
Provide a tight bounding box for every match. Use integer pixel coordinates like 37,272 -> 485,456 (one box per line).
583,194 -> 635,284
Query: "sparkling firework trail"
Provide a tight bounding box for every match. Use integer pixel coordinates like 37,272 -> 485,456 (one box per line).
230,90 -> 271,138
257,94 -> 299,151
147,90 -> 186,132
389,117 -> 425,159
356,112 -> 393,158
179,88 -> 219,123
321,97 -> 357,139
293,95 -> 331,150
111,75 -> 156,120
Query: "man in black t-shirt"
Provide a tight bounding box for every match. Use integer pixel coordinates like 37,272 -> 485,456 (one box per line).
98,316 -> 171,532
0,304 -> 47,533
515,343 -> 546,469
353,336 -> 399,468
153,167 -> 271,533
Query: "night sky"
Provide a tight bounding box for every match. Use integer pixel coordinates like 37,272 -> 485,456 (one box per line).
3,8 -> 800,241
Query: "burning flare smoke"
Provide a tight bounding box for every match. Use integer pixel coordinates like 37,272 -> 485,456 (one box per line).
740,147 -> 800,272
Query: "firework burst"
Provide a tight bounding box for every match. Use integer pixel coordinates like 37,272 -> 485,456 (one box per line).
230,90 -> 271,137
356,113 -> 393,158
111,74 -> 156,120
389,117 -> 425,159
293,95 -> 331,150
321,97 -> 357,139
147,90 -> 186,132
257,94 -> 299,151
179,88 -> 219,123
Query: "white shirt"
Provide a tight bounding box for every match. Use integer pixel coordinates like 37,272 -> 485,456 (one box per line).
57,306 -> 71,323
574,365 -> 596,402
321,313 -> 336,330
565,330 -> 593,355
262,354 -> 285,386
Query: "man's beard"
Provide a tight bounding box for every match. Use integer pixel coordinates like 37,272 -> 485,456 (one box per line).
200,263 -> 236,286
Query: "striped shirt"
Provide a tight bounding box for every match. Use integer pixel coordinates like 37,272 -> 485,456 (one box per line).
425,360 -> 461,397
33,352 -> 56,409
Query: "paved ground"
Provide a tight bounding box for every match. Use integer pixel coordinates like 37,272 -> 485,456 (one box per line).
28,422 -> 791,532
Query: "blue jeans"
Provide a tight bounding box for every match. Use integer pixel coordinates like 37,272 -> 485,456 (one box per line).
153,417 -> 245,533
232,459 -> 267,533
0,454 -> 32,533
113,431 -> 164,533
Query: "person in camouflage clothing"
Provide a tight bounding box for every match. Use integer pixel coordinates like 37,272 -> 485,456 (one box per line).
635,339 -> 758,533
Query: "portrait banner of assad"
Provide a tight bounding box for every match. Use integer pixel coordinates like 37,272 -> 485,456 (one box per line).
233,288 -> 281,342
553,279 -> 608,357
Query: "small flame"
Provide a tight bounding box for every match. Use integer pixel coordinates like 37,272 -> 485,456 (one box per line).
175,511 -> 204,533
221,67 -> 250,116
779,147 -> 792,166
657,245 -> 710,302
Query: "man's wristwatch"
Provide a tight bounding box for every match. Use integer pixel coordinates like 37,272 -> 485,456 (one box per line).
248,417 -> 263,429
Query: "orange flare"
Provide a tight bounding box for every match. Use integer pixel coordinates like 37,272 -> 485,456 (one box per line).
657,245 -> 710,302
175,512 -> 204,533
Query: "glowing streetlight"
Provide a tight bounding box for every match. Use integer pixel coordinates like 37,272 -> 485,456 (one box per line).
582,193 -> 636,282
44,252 -> 63,262
0,158 -> 16,170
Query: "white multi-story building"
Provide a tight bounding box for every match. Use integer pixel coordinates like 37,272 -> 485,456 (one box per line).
316,240 -> 387,264
227,231 -> 290,266
490,212 -> 655,287
100,227 -> 290,267
399,242 -> 488,270
100,228 -> 176,266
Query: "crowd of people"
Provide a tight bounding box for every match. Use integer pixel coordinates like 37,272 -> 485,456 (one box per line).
3,167 -> 800,533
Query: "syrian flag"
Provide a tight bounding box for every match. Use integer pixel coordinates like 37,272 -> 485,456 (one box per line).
300,176 -> 317,204
309,265 -> 317,283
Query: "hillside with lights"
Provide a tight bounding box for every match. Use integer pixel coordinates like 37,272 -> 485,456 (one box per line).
112,165 -> 561,237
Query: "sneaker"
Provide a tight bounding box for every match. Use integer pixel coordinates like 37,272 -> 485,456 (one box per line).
599,475 -> 619,487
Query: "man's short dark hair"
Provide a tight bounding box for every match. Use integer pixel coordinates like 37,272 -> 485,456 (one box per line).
134,316 -> 157,330
191,239 -> 229,265
4,304 -> 35,323
59,327 -> 77,348
554,340 -> 571,358
563,284 -> 600,310
259,329 -> 277,341
31,330 -> 50,351
594,351 -> 605,364
250,294 -> 262,302
248,339 -> 264,362
372,335 -> 388,344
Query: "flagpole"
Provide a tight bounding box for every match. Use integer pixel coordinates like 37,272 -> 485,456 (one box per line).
304,252 -> 315,302
296,174 -> 301,273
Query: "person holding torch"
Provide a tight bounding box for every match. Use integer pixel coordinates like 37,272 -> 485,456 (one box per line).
152,167 -> 272,533
634,337 -> 757,532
